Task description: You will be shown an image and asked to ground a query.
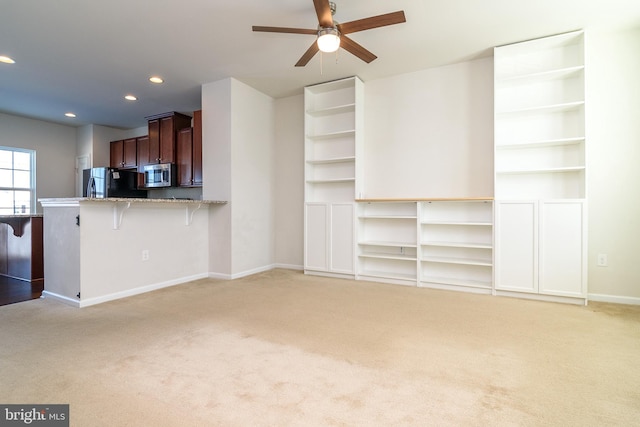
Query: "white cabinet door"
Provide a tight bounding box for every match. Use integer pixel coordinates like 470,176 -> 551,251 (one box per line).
539,201 -> 586,297
495,201 -> 538,293
304,203 -> 328,271
496,200 -> 586,298
330,203 -> 355,274
305,202 -> 355,274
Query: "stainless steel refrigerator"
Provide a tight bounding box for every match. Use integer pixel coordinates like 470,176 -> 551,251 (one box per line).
82,168 -> 147,198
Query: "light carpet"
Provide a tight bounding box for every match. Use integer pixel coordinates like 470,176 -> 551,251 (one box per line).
1,269 -> 639,426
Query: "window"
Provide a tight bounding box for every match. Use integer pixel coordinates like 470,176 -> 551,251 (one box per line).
0,147 -> 36,214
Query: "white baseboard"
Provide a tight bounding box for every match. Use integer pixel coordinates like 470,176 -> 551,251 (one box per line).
41,291 -> 81,308
44,273 -> 209,308
588,293 -> 640,305
274,263 -> 303,271
208,263 -> 280,280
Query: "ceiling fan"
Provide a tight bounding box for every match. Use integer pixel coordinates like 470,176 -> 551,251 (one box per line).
252,0 -> 406,67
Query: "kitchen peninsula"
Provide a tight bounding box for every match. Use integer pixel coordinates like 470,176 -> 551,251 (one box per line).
39,197 -> 226,307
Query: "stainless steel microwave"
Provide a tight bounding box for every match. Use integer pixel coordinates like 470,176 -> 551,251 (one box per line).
142,163 -> 175,188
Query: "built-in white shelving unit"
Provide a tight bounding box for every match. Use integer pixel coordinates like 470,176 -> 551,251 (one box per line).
357,201 -> 418,285
419,200 -> 493,293
494,30 -> 586,201
494,31 -> 587,304
304,77 -> 363,277
355,199 -> 494,290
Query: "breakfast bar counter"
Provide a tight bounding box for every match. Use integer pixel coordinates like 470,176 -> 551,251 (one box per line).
38,197 -> 226,307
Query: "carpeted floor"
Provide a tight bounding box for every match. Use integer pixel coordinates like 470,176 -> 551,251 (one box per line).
1,269 -> 639,426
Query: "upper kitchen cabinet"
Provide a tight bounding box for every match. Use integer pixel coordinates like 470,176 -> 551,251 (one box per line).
175,110 -> 202,187
192,110 -> 203,186
110,138 -> 137,169
142,112 -> 192,166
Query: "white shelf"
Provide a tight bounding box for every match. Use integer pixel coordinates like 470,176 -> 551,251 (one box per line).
359,240 -> 417,248
497,65 -> 584,85
359,253 -> 417,261
360,215 -> 417,220
306,130 -> 356,140
496,137 -> 584,150
421,256 -> 492,267
306,178 -> 355,184
421,276 -> 492,289
306,156 -> 355,165
306,103 -> 355,117
496,166 -> 585,175
359,270 -> 417,282
421,241 -> 492,249
306,77 -> 357,94
421,220 -> 492,226
496,100 -> 584,116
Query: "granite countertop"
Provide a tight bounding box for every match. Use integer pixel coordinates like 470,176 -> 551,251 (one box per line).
39,197 -> 227,205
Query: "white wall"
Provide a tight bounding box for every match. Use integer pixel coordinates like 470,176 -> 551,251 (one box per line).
202,79 -> 232,275
0,112 -> 77,207
274,94 -> 304,269
586,26 -> 640,301
230,79 -> 275,275
202,78 -> 275,278
363,58 -> 494,198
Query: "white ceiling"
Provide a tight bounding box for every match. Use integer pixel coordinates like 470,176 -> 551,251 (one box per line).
2,0 -> 640,129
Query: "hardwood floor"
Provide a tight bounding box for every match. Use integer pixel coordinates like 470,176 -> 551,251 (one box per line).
0,276 -> 43,306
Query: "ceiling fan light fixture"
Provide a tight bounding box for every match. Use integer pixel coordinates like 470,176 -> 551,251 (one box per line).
317,27 -> 340,53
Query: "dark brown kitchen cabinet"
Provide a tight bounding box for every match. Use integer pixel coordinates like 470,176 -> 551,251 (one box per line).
192,110 -> 203,186
176,127 -> 194,186
144,112 -> 192,166
176,125 -> 202,187
135,135 -> 149,171
110,138 -> 137,169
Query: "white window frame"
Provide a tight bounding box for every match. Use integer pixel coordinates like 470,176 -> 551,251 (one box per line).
0,146 -> 36,214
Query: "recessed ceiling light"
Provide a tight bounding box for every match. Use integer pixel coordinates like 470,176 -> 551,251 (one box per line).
149,76 -> 163,84
65,112 -> 76,118
0,56 -> 15,64
124,94 -> 137,101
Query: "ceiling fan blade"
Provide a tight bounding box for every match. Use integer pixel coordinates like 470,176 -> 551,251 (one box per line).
252,26 -> 317,35
340,35 -> 377,63
313,0 -> 334,27
338,11 -> 406,34
295,42 -> 320,67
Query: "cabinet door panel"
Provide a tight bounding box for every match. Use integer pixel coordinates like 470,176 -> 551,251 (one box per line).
110,140 -> 123,168
136,135 -> 150,171
539,201 -> 585,296
495,201 -> 538,292
176,127 -> 193,186
330,203 -> 354,274
122,138 -> 137,168
305,203 -> 328,271
148,119 -> 160,163
159,116 -> 175,163
192,110 -> 203,186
